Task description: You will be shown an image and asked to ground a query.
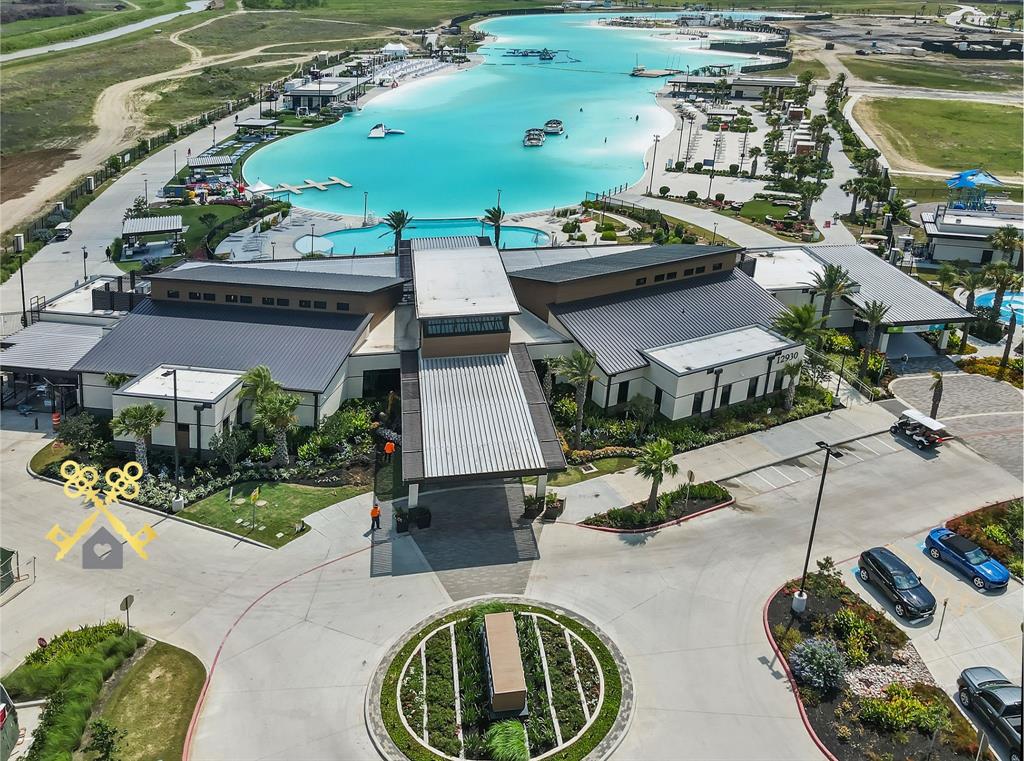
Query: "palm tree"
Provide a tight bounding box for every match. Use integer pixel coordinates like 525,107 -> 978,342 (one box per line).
781,361 -> 803,410
929,371 -> 944,419
841,179 -> 861,218
110,404 -> 165,475
816,132 -> 833,161
483,206 -> 506,249
798,181 -> 823,220
635,438 -> 678,513
998,308 -> 1018,378
857,300 -> 890,379
380,209 -> 413,253
958,269 -> 990,351
805,264 -> 857,324
773,303 -> 825,346
936,263 -> 959,294
252,391 -> 300,466
748,146 -> 762,176
984,260 -> 1018,324
239,365 -> 281,421
552,349 -> 596,451
885,195 -> 912,225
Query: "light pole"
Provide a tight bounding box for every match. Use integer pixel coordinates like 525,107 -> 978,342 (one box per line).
309,223 -> 316,253
711,222 -> 718,245
646,134 -> 661,195
675,111 -> 686,165
271,241 -> 276,260
212,124 -> 217,147
173,149 -> 177,176
161,368 -> 180,498
143,177 -> 148,205
18,252 -> 27,327
792,441 -> 844,613
81,246 -> 88,281
684,114 -> 696,164
363,192 -> 368,225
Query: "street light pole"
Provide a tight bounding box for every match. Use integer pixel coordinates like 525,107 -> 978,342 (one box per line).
646,134 -> 661,195
81,246 -> 88,281
309,223 -> 316,253
363,192 -> 368,225
711,222 -> 718,245
161,369 -> 180,497
684,114 -> 695,164
18,253 -> 27,328
792,441 -> 844,613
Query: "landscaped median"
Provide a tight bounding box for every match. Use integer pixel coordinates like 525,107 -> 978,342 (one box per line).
946,498 -> 1023,579
765,560 -> 983,761
373,599 -> 631,761
581,481 -> 732,532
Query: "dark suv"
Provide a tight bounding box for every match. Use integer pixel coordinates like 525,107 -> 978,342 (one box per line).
957,667 -> 1022,761
858,547 -> 936,620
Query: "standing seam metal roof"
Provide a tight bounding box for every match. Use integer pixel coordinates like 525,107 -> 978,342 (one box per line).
418,352 -> 546,479
122,216 -> 183,236
72,300 -> 369,392
803,245 -> 973,325
148,264 -> 405,293
549,270 -> 785,375
508,244 -> 738,283
1,321 -> 106,373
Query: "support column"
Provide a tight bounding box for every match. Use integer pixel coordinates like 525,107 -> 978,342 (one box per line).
535,474 -> 548,500
877,332 -> 890,353
938,329 -> 949,350
408,483 -> 420,509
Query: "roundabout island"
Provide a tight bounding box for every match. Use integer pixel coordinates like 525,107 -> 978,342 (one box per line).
368,598 -> 632,761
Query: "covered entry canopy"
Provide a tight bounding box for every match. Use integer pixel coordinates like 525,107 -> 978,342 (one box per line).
1,321 -> 105,375
121,215 -> 184,239
401,345 -> 565,483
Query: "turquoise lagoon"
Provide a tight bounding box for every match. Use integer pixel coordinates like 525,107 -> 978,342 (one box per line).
243,12 -> 766,219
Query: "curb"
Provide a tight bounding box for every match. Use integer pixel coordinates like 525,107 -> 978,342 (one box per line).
364,595 -> 635,761
761,585 -> 840,761
578,498 -> 735,534
26,463 -> 275,550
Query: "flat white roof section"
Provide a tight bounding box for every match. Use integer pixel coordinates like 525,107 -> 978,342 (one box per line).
418,352 -> 546,479
645,325 -> 794,375
748,247 -> 824,291
121,365 -> 242,402
412,243 -> 520,319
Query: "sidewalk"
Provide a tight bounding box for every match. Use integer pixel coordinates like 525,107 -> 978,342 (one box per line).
553,402 -> 898,523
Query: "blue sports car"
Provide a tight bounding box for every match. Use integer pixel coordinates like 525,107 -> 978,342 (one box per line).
926,528 -> 1010,590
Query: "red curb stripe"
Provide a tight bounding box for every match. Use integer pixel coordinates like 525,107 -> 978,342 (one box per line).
182,544 -> 372,760
762,584 -> 840,761
576,498 -> 735,534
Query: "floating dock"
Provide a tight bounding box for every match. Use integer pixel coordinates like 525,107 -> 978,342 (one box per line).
630,68 -> 683,78
273,177 -> 351,195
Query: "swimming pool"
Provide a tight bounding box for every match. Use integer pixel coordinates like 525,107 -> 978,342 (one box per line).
974,291 -> 1024,324
293,218 -> 550,255
244,12 -> 771,219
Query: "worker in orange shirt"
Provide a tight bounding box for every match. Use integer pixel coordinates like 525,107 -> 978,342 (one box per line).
370,502 -> 381,531
383,440 -> 396,462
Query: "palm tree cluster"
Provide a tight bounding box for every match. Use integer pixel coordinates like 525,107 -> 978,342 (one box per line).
110,403 -> 165,475
240,365 -> 299,466
548,349 -> 596,451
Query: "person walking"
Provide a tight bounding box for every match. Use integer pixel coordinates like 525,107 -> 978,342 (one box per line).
370,502 -> 381,531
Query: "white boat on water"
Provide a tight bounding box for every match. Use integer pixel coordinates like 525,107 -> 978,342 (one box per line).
368,123 -> 406,138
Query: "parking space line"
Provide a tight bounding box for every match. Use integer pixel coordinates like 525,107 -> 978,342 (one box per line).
806,454 -> 824,467
751,470 -> 777,489
769,465 -> 795,483
731,476 -> 750,490
790,462 -> 815,478
841,448 -> 864,462
857,439 -> 880,456
871,435 -> 900,452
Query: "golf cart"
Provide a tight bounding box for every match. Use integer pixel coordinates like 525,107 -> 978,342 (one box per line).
890,409 -> 952,450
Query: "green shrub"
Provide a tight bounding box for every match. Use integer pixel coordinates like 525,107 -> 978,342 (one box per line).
714,192 -> 726,203
600,230 -> 617,241
686,190 -> 699,200
788,638 -> 847,694
983,522 -> 1013,546
772,623 -> 804,657
859,683 -> 934,732
658,185 -> 670,197
485,720 -> 529,761
23,622 -> 126,667
249,442 -> 275,462
552,396 -> 577,426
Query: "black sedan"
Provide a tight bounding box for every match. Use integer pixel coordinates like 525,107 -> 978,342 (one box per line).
858,547 -> 936,620
957,667 -> 1022,761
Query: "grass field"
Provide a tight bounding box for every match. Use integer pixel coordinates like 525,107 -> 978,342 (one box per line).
177,13 -> 388,55
0,0 -> 186,54
524,457 -> 637,488
183,480 -> 368,546
152,203 -> 244,250
855,97 -> 1023,177
891,174 -> 1024,203
99,641 -> 206,761
30,440 -> 70,474
770,51 -> 829,81
841,55 -> 1023,92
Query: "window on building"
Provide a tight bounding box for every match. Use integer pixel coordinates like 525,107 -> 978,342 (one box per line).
276,298 -> 290,307
654,387 -> 663,408
712,263 -> 722,271
720,383 -> 732,407
188,291 -> 201,300
654,273 -> 666,282
336,302 -> 350,311
239,295 -> 253,304
684,268 -> 694,276
225,294 -> 238,303
635,277 -> 647,286
167,290 -> 180,299
774,372 -> 784,392
748,377 -> 759,399
666,271 -> 677,280
299,299 -> 311,308
422,315 -> 509,337
313,300 -> 327,310
262,297 -> 274,306
202,293 -> 215,301
616,380 -> 629,404
695,266 -> 706,274
691,390 -> 704,416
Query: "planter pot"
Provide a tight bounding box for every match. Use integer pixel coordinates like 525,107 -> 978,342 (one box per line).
542,498 -> 566,520
395,515 -> 410,533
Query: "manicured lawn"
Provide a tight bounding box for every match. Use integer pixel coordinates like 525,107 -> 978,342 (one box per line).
855,98 -> 1024,176
840,56 -> 1022,93
733,199 -> 796,223
30,440 -> 69,474
182,480 -> 369,547
150,204 -> 245,252
99,641 -> 206,761
525,457 -> 636,488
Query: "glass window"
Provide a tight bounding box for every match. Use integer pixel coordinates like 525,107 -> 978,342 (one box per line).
188,291 -> 201,300
202,292 -> 215,301
167,290 -> 180,299
337,302 -> 349,311
262,297 -> 274,306
276,298 -> 289,306
892,571 -> 920,590
684,268 -> 694,276
299,299 -> 311,308
635,277 -> 647,286
695,266 -> 706,274
239,295 -> 253,304
720,383 -> 731,407
748,377 -> 759,399
666,271 -> 677,280
423,315 -> 508,337
313,301 -> 327,310
616,380 -> 629,404
654,273 -> 665,282
654,387 -> 663,407
691,391 -> 704,415
712,262 -> 723,271
225,294 -> 238,303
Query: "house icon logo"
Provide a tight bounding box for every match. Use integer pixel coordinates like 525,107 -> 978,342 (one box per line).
82,527 -> 124,570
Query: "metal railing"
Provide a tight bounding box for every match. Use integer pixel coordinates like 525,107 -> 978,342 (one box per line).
805,345 -> 880,401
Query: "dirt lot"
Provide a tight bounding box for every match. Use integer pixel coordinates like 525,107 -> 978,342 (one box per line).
0,148 -> 77,201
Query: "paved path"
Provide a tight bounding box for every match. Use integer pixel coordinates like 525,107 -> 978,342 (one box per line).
891,372 -> 1024,481
0,0 -> 208,63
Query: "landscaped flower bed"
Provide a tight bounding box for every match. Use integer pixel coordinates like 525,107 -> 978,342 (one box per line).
381,602 -> 623,761
582,481 -> 732,530
955,356 -> 1023,389
947,499 -> 1023,578
766,560 -> 982,761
